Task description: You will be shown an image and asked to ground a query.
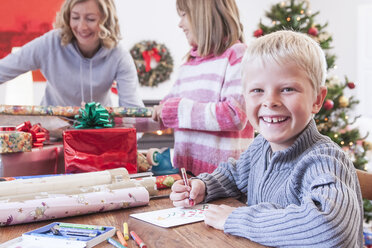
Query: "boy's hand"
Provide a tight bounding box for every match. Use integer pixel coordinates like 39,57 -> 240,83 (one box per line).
170,179 -> 205,207
204,204 -> 236,230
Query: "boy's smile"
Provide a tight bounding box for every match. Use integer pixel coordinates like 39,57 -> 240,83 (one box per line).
244,60 -> 326,152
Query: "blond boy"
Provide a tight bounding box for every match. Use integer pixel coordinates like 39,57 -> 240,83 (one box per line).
171,30 -> 363,247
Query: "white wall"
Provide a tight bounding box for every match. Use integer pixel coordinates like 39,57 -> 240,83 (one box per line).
4,0 -> 370,112
114,0 -> 372,147
115,0 -> 279,101
115,0 -> 366,101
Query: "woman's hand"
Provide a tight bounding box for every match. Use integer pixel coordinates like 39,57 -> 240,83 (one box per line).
204,204 -> 236,230
170,179 -> 206,207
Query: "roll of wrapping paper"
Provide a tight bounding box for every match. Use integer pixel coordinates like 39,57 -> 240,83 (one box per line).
0,104 -> 152,118
0,186 -> 149,226
0,177 -> 158,202
0,168 -> 129,197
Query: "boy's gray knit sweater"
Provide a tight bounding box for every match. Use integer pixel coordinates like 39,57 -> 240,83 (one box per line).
198,120 -> 363,247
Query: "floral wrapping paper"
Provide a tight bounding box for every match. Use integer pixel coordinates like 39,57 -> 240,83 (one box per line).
0,186 -> 149,226
0,104 -> 152,118
0,131 -> 32,154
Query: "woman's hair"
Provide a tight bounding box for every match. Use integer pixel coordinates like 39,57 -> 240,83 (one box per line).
55,0 -> 121,49
242,30 -> 327,94
176,0 -> 244,58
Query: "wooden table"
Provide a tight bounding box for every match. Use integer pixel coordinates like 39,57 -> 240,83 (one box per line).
0,190 -> 265,248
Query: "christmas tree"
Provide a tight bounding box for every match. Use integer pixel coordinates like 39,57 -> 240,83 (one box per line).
253,0 -> 372,222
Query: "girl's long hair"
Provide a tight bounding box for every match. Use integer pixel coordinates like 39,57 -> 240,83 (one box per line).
177,0 -> 244,59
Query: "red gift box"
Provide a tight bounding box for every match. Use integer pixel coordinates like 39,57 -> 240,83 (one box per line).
63,128 -> 137,174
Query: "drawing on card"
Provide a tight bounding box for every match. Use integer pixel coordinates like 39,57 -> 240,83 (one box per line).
130,204 -> 209,228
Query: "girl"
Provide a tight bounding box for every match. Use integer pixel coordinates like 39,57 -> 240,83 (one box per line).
150,0 -> 254,175
0,0 -> 144,108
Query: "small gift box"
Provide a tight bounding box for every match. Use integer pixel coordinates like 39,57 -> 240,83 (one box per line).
63,128 -> 137,174
0,143 -> 65,177
16,121 -> 49,148
0,131 -> 32,154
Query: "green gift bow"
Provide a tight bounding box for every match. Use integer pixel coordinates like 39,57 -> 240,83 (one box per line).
74,102 -> 114,129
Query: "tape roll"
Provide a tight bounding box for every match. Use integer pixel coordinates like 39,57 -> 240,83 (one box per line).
147,148 -> 161,166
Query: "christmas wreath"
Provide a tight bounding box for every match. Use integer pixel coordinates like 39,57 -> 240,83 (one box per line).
130,40 -> 173,87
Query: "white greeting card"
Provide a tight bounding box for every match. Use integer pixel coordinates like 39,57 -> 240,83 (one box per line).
130,204 -> 209,228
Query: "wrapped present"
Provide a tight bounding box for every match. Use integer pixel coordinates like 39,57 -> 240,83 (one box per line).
63,128 -> 137,174
155,174 -> 182,189
0,131 -> 32,154
16,121 -> 49,148
0,143 -> 65,177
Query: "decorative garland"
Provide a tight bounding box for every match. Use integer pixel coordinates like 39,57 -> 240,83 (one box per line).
130,40 -> 173,87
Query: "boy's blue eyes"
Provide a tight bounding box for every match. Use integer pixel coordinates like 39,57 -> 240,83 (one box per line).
282,88 -> 294,92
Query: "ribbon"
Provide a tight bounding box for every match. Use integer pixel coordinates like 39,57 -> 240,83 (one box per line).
16,121 -> 49,148
0,126 -> 16,131
74,102 -> 114,129
142,47 -> 161,72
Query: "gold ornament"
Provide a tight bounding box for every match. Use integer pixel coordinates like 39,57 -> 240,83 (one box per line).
338,96 -> 349,108
363,140 -> 372,150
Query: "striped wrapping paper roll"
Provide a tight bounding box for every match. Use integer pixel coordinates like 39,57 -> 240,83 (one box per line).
0,104 -> 153,118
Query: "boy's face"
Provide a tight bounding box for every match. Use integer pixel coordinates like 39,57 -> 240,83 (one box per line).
243,60 -> 327,152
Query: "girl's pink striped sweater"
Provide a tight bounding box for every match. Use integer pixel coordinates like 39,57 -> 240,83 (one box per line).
137,43 -> 254,175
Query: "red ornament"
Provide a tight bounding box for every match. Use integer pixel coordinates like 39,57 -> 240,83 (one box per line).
254,28 -> 263,38
323,99 -> 334,110
347,82 -> 355,89
308,27 -> 318,36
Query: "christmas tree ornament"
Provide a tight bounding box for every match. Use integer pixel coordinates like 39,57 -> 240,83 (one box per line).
347,82 -> 356,89
308,26 -> 318,36
253,28 -> 263,38
338,96 -> 349,108
323,99 -> 334,110
130,40 -> 173,87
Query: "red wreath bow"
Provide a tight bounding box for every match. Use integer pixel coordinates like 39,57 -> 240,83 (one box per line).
142,48 -> 161,72
16,121 -> 49,148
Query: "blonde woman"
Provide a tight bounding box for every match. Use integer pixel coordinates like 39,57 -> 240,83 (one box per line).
0,0 -> 143,108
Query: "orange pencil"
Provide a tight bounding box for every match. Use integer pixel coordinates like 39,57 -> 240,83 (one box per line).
116,230 -> 128,247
